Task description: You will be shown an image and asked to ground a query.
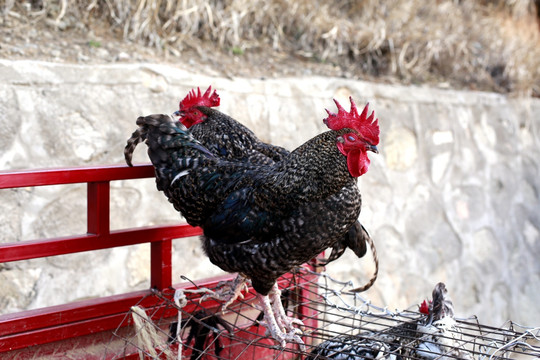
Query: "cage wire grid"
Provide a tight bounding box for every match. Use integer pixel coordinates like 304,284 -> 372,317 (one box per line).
103,267 -> 540,360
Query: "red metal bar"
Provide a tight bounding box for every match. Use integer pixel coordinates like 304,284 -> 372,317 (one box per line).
0,164 -> 207,354
151,239 -> 173,290
0,274 -> 234,352
0,289 -> 152,338
0,164 -> 154,189
0,225 -> 202,263
88,181 -> 110,235
1,313 -> 132,353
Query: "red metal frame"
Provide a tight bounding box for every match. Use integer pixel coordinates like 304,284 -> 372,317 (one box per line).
0,165 -> 317,358
0,164 -> 203,354
0,165 -> 201,265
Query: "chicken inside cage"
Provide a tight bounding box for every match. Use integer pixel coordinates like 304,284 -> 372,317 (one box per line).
104,267 -> 540,360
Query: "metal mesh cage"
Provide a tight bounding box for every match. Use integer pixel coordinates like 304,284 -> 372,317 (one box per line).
103,267 -> 540,359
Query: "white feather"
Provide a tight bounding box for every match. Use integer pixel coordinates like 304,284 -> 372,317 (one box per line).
171,170 -> 190,185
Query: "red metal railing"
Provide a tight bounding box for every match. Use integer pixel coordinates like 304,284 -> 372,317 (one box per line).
0,165 -> 318,358
0,164 -> 202,286
0,164 -> 205,355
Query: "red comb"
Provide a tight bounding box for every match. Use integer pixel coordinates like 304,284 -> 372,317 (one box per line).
419,300 -> 431,315
179,86 -> 220,111
324,97 -> 380,146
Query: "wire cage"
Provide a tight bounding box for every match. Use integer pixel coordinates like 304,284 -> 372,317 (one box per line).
103,267 -> 540,360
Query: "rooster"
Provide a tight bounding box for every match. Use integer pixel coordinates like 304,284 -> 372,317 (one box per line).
173,86 -> 289,165
124,97 -> 379,346
168,310 -> 232,360
306,332 -> 404,360
173,86 -> 371,267
415,283 -> 473,359
307,283 -> 471,360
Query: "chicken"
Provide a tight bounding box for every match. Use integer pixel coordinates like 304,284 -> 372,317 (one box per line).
307,283 -> 469,360
415,283 -> 473,360
124,97 -> 379,346
168,310 -> 231,360
173,86 -> 289,165
306,305 -> 418,360
173,86 -> 370,266
306,332 -> 404,360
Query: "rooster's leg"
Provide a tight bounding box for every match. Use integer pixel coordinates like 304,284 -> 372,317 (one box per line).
257,284 -> 304,349
269,284 -> 304,332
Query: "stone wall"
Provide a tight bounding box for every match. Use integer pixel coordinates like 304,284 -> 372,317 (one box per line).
1,60 -> 539,327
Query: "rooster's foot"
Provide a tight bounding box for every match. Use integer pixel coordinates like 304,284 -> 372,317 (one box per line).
257,284 -> 305,350
191,274 -> 249,311
269,285 -> 304,331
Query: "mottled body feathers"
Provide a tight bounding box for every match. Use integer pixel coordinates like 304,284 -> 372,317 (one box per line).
190,106 -> 289,165
125,114 -> 362,295
180,103 -> 370,265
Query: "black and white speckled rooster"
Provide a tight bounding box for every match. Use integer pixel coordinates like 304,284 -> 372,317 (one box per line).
307,283 -> 473,359
124,97 -> 379,346
415,282 -> 473,360
173,86 -> 289,165
173,86 -> 371,267
306,332 -> 405,360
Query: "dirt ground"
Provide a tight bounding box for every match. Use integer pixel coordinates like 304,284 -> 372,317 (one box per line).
1,1 -> 539,96
0,15 -> 419,87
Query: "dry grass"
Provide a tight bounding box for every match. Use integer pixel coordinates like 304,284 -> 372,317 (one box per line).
3,0 -> 540,96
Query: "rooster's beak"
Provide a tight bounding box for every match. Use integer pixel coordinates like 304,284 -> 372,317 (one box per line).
173,110 -> 183,117
368,145 -> 379,154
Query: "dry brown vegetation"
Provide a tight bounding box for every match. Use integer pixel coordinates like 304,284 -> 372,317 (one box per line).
2,0 -> 540,96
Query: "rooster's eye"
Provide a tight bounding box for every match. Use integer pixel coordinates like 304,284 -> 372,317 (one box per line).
347,135 -> 356,141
